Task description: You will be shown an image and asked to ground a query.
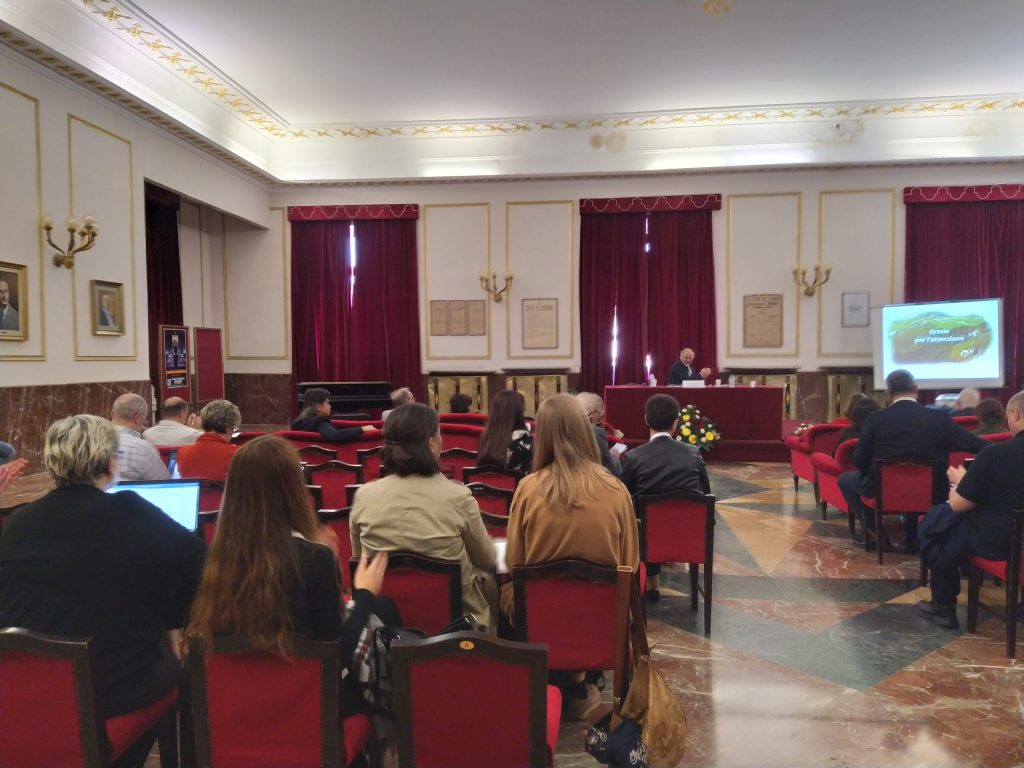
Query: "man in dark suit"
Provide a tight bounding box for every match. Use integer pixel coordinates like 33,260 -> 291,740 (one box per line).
838,369 -> 988,552
621,393 -> 711,601
667,348 -> 711,385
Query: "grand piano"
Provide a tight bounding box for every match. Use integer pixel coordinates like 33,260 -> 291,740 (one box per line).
296,381 -> 393,418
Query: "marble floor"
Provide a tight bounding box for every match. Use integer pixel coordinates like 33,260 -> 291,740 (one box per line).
554,462 -> 1024,768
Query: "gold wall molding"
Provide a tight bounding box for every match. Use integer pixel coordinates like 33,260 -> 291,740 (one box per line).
0,80 -> 45,361
69,114 -> 137,361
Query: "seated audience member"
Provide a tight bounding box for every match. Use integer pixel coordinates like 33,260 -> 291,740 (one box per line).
972,398 -> 1007,436
477,389 -> 533,475
143,396 -> 202,447
950,387 -> 981,417
0,439 -> 14,465
916,390 -> 1024,629
839,392 -> 867,423
838,370 -> 988,553
576,391 -> 622,477
381,387 -> 415,422
351,404 -> 498,632
449,392 -> 474,414
620,394 -> 710,602
176,399 -> 241,484
0,415 -> 206,753
293,387 -> 376,442
835,397 -> 881,451
502,393 -> 639,720
111,392 -> 170,481
187,435 -> 389,711
0,456 -> 28,493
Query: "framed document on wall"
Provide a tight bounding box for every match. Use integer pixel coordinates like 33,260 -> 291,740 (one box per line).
742,294 -> 783,348
522,298 -> 558,349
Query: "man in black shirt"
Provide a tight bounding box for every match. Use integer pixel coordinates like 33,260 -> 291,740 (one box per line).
917,390 -> 1024,629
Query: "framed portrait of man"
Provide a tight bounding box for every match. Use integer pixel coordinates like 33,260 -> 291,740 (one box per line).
0,261 -> 27,341
91,280 -> 124,336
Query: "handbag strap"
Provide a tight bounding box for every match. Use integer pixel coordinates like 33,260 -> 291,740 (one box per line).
629,573 -> 651,660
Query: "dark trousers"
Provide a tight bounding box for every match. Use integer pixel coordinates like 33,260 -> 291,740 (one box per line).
920,503 -> 971,607
838,470 -> 918,543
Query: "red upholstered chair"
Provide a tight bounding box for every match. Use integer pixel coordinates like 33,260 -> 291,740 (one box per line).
198,510 -> 219,545
156,445 -> 175,467
966,509 -> 1024,659
512,560 -> 633,704
952,415 -> 980,430
187,634 -> 373,768
862,458 -> 945,564
274,430 -> 338,459
198,479 -> 225,513
636,490 -> 716,637
466,482 -> 514,517
391,632 -> 560,768
438,412 -> 489,426
983,431 -> 1012,443
439,447 -> 479,481
811,438 -> 858,524
350,551 -> 462,635
332,432 -> 385,469
0,627 -> 179,768
304,461 -> 365,510
462,465 -> 522,491
307,485 -> 324,513
318,508 -> 354,591
785,423 -> 844,504
297,445 -> 337,467
440,423 -> 486,452
331,419 -> 383,430
231,431 -> 265,446
356,446 -> 385,482
480,511 -> 510,539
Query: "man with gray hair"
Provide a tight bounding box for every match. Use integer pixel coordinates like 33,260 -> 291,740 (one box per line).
951,387 -> 981,417
111,392 -> 170,481
576,391 -> 623,476
143,396 -> 202,447
382,387 -> 415,422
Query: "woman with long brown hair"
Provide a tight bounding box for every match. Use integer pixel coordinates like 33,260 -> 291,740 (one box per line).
187,435 -> 386,702
476,389 -> 532,474
501,393 -> 639,719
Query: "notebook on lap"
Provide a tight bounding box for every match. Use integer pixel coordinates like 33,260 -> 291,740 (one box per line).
106,479 -> 201,532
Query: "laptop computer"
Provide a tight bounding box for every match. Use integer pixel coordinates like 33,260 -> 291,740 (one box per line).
106,479 -> 201,532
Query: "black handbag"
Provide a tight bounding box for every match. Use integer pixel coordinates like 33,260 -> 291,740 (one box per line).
585,711 -> 649,768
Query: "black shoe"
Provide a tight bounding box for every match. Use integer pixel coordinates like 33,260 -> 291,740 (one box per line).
852,532 -> 865,546
900,538 -> 920,554
644,589 -> 661,604
916,600 -> 959,629
860,535 -> 893,553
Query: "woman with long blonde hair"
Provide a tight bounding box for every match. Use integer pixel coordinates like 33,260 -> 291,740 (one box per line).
501,393 -> 639,719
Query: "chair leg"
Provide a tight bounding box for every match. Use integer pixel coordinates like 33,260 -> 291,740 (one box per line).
967,566 -> 982,633
703,562 -> 713,638
820,500 -> 827,520
813,482 -> 821,508
689,564 -> 699,612
157,708 -> 179,768
792,475 -> 799,491
875,506 -> 884,565
1006,568 -> 1020,659
919,558 -> 929,588
847,510 -> 856,538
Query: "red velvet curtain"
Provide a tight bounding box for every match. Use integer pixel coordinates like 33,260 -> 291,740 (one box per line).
144,183 -> 182,393
291,218 -> 421,392
905,200 -> 1024,398
580,210 -> 718,393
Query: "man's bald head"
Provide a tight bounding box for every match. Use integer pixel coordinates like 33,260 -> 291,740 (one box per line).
110,393 -> 149,431
679,348 -> 695,365
161,397 -> 190,422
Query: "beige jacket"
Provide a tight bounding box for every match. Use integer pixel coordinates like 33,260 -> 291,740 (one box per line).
350,473 -> 497,632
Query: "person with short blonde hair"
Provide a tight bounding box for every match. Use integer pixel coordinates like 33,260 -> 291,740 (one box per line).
0,413 -> 206,743
575,391 -> 621,476
176,399 -> 241,484
111,392 -> 170,481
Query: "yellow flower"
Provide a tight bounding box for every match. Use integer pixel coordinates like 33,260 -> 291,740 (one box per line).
707,432 -> 715,441
688,435 -> 697,444
682,414 -> 690,422
682,427 -> 692,436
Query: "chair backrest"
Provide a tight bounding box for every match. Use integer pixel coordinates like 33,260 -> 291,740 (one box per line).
438,412 -> 489,426
296,445 -> 337,467
875,457 -> 946,512
391,632 -> 549,768
274,431 -> 336,459
0,628 -> 105,767
356,446 -> 385,482
156,445 -> 175,467
304,461 -> 365,509
317,508 -> 354,591
833,438 -> 858,472
462,465 -> 522,490
984,431 -> 1013,443
188,634 -> 340,768
512,560 -> 632,702
438,447 -> 479,481
231,431 -> 265,446
199,479 -> 225,513
440,423 -> 486,452
466,482 -> 514,517
805,423 -> 844,455
307,485 -> 324,513
953,415 -> 980,430
351,551 -> 462,635
635,490 -> 716,566
331,433 -> 385,467
480,511 -> 510,538
198,510 -> 219,545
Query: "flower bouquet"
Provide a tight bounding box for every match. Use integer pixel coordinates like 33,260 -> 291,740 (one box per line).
676,404 -> 720,453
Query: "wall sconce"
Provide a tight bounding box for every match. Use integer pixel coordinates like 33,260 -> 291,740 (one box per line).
479,270 -> 514,302
793,263 -> 832,297
43,215 -> 99,269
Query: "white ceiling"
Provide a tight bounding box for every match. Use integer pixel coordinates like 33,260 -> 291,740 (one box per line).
3,0 -> 1024,182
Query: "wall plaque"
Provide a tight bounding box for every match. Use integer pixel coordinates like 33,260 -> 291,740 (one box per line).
743,293 -> 783,348
467,300 -> 486,336
522,298 -> 558,349
429,300 -> 447,336
448,300 -> 468,336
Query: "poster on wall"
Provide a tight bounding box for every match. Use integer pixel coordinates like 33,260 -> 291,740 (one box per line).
522,298 -> 558,349
743,294 -> 784,348
160,324 -> 191,399
842,292 -> 870,327
0,261 -> 27,341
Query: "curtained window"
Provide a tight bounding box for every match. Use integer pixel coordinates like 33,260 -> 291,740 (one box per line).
904,185 -> 1024,399
579,195 -> 720,393
289,205 -> 421,396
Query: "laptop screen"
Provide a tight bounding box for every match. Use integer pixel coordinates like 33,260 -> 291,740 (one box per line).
107,479 -> 201,532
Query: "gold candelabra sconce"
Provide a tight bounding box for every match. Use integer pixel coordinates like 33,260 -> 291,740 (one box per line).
479,270 -> 514,302
43,215 -> 99,269
793,263 -> 832,297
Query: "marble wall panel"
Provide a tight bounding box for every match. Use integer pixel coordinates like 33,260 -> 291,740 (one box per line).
795,372 -> 828,422
0,380 -> 153,472
225,373 -> 293,426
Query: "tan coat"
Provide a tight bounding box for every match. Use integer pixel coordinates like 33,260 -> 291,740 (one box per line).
500,467 -> 640,616
350,473 -> 498,632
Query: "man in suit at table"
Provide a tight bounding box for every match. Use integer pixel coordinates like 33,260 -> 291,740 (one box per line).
838,369 -> 988,553
621,393 -> 711,602
667,348 -> 711,385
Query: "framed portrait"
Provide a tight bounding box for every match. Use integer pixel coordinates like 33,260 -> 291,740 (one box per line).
0,261 -> 27,341
841,292 -> 870,328
91,280 -> 124,336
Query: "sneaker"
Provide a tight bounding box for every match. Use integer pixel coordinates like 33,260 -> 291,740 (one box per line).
565,683 -> 602,721
916,600 -> 959,629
